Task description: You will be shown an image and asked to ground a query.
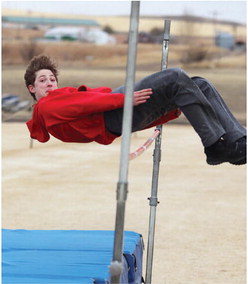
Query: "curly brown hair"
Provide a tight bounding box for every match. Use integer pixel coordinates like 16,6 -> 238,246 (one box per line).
24,54 -> 59,100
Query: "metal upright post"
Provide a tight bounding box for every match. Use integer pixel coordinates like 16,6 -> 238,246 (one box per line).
109,2 -> 140,284
30,138 -> 33,149
145,20 -> 171,284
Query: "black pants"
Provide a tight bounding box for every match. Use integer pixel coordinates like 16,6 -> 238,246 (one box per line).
104,68 -> 246,147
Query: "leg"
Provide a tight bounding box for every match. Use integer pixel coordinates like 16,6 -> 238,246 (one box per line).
191,76 -> 246,143
104,68 -> 180,135
105,67 -> 225,147
104,68 -> 246,164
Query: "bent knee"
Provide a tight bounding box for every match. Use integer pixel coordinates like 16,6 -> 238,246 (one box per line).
161,67 -> 190,82
166,67 -> 186,76
191,76 -> 209,87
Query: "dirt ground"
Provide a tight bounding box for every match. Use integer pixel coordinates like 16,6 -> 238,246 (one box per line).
2,121 -> 246,284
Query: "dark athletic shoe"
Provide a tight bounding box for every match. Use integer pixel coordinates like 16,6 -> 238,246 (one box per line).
205,138 -> 246,166
230,157 -> 246,165
229,137 -> 246,165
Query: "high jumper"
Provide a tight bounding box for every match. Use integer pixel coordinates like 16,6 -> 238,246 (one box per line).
25,54 -> 246,166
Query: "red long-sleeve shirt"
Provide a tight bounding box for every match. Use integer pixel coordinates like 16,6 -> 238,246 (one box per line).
26,85 -> 180,145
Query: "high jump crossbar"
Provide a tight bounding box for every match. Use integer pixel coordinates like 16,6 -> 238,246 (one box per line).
129,129 -> 161,160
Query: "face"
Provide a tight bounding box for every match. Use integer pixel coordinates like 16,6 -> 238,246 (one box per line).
28,69 -> 58,101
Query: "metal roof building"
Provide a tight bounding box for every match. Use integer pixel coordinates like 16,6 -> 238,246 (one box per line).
2,15 -> 100,27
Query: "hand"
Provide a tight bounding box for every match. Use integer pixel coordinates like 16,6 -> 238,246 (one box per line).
133,88 -> 152,106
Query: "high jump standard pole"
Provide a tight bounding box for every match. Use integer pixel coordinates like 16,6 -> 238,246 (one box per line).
109,2 -> 140,283
145,19 -> 171,284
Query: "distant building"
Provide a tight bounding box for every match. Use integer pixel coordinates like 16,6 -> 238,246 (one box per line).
2,15 -> 100,29
44,27 -> 86,41
2,12 -> 246,46
85,29 -> 116,45
215,31 -> 246,50
44,26 -> 116,45
2,15 -> 116,44
215,32 -> 235,49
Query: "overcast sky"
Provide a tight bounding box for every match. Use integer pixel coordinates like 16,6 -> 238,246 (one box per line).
2,1 -> 247,24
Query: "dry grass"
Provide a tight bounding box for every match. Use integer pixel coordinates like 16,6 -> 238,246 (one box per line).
2,39 -> 246,68
2,25 -> 246,67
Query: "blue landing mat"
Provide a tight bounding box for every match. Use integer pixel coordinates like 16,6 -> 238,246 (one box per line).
2,229 -> 144,284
